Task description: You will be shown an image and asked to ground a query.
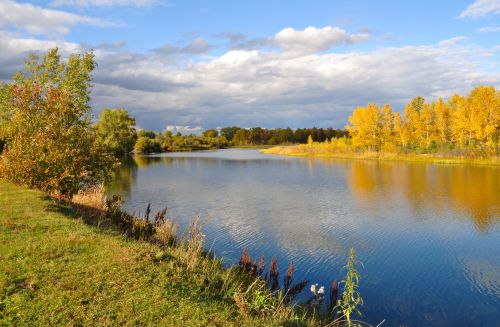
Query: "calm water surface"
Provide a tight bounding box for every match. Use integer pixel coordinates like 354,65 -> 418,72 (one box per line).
108,149 -> 500,326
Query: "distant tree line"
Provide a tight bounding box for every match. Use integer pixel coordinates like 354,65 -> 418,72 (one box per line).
92,109 -> 348,155
220,126 -> 347,145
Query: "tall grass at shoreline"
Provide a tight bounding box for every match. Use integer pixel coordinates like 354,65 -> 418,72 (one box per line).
2,181 -> 370,326
72,186 -> 370,326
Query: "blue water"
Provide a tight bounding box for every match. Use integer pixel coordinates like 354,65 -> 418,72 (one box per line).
108,149 -> 500,326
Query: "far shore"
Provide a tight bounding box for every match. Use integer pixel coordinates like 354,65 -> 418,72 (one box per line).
261,146 -> 500,166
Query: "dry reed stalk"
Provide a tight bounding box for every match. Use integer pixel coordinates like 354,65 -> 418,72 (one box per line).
283,260 -> 294,292
239,248 -> 252,271
268,257 -> 279,291
233,293 -> 249,321
329,280 -> 339,315
71,185 -> 106,210
258,256 -> 265,276
155,219 -> 179,248
184,217 -> 205,270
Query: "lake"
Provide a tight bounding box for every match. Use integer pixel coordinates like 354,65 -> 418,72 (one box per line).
107,149 -> 500,326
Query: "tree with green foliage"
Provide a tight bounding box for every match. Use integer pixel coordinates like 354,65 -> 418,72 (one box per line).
134,136 -> 162,154
0,48 -> 115,197
220,126 -> 241,142
232,129 -> 250,145
0,83 -> 12,153
137,129 -> 157,139
202,129 -> 219,138
95,108 -> 137,157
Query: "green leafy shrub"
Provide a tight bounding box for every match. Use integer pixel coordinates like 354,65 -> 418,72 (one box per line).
134,136 -> 162,153
0,48 -> 115,197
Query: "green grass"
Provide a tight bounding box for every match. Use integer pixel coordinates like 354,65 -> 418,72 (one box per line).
0,181 -> 308,326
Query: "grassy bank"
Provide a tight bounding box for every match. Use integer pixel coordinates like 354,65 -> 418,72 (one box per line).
262,145 -> 500,166
0,181 -> 316,326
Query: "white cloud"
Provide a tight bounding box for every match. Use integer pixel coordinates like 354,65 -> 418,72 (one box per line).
438,36 -> 468,47
165,125 -> 204,135
88,36 -> 499,130
0,0 -> 118,36
0,31 -> 82,80
0,28 -> 498,130
274,26 -> 369,54
49,0 -> 162,7
459,0 -> 500,18
478,25 -> 500,32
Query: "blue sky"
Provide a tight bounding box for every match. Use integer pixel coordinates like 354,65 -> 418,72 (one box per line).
1,0 -> 499,131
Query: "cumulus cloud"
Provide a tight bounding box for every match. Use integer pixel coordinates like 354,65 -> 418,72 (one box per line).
165,125 -> 204,135
87,36 -> 499,130
459,0 -> 500,18
49,0 -> 162,7
216,26 -> 368,53
274,26 -> 369,54
0,31 -> 82,80
0,0 -> 117,36
0,27 -> 498,131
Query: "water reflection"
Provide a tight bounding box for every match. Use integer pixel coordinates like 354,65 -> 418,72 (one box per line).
116,154 -> 500,231
345,160 -> 500,231
106,157 -> 138,196
106,150 -> 500,326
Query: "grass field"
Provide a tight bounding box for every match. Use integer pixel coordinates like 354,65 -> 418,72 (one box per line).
0,181 -> 315,326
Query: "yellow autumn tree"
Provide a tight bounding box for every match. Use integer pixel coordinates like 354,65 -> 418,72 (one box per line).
434,98 -> 450,146
336,86 -> 498,157
450,94 -> 474,149
403,96 -> 425,148
420,103 -> 436,148
468,85 -> 498,151
380,104 -> 396,150
346,103 -> 382,151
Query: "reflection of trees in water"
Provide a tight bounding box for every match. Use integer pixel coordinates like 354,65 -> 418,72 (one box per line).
134,156 -> 173,168
134,155 -> 298,169
111,154 -> 499,232
106,157 -> 138,195
346,161 -> 500,231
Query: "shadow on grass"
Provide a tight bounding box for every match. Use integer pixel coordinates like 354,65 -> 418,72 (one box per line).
44,195 -> 117,233
41,194 -> 344,327
44,193 -> 170,241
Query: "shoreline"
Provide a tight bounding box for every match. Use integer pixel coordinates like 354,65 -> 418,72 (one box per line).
261,146 -> 500,166
0,181 -> 334,326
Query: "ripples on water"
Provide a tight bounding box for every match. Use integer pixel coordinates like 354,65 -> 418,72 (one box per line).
107,149 -> 500,326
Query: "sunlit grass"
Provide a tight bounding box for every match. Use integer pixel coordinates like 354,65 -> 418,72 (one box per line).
3,181 -> 358,326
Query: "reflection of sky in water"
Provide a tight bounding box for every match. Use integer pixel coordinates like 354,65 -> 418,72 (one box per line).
107,149 -> 500,326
